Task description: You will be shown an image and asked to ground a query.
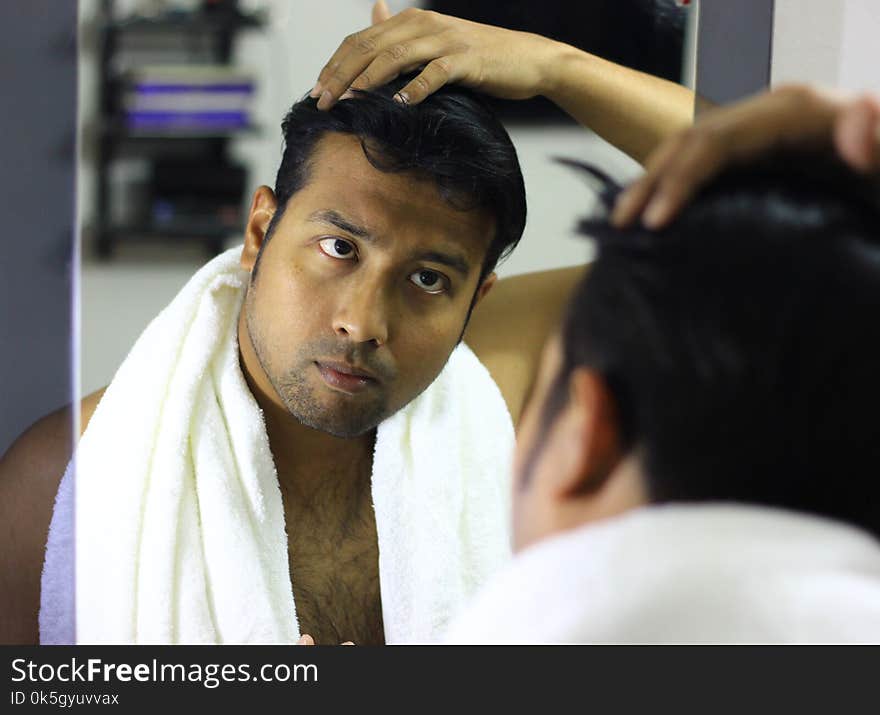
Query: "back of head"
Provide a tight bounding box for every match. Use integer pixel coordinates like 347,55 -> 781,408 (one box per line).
561,156 -> 880,537
270,74 -> 526,283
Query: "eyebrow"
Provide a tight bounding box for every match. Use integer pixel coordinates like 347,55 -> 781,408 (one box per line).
307,209 -> 374,240
307,208 -> 473,277
414,251 -> 471,278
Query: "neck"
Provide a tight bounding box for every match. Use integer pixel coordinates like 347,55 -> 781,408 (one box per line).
554,456 -> 649,538
236,305 -> 375,489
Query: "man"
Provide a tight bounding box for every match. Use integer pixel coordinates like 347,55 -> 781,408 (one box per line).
4,76 -> 535,646
0,7 -> 693,645
444,145 -> 880,642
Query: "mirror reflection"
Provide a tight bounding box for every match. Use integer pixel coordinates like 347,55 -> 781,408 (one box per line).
6,0 -> 704,645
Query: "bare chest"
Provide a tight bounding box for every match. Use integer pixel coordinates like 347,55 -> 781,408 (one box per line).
281,469 -> 384,645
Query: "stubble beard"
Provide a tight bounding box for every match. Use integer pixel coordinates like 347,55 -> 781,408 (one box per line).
272,363 -> 389,438
244,292 -> 391,438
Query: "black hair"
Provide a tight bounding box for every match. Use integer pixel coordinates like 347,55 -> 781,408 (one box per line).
542,154 -> 880,538
258,73 -> 526,290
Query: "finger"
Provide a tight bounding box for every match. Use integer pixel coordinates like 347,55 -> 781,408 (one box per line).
611,137 -> 684,227
297,634 -> 315,645
312,16 -> 404,103
395,57 -> 461,105
314,26 -> 385,106
614,87 -> 840,229
834,95 -> 880,172
314,10 -> 419,107
663,87 -> 834,196
372,0 -> 391,25
348,35 -> 448,93
641,130 -> 728,229
633,109 -> 783,229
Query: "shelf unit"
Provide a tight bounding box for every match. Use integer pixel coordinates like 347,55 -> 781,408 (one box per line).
91,0 -> 266,258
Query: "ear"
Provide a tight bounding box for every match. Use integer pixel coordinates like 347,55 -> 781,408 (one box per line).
240,185 -> 278,272
472,272 -> 498,309
546,367 -> 623,499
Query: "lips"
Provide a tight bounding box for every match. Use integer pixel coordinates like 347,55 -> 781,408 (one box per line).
315,361 -> 378,394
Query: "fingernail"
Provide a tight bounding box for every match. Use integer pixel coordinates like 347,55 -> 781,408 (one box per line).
317,89 -> 333,110
309,82 -> 322,99
339,89 -> 355,101
394,91 -> 409,105
643,198 -> 669,229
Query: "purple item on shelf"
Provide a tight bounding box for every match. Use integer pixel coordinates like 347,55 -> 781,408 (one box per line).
125,111 -> 249,130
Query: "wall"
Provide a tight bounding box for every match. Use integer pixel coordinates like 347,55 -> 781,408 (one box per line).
772,0 -> 880,93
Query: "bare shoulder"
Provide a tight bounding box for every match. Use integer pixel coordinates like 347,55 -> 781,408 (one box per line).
0,386 -> 107,644
464,265 -> 588,424
80,386 -> 107,436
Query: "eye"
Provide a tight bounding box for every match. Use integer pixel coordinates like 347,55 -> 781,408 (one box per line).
409,269 -> 448,294
318,237 -> 357,260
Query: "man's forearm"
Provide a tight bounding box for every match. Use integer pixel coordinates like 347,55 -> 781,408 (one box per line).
541,42 -> 696,165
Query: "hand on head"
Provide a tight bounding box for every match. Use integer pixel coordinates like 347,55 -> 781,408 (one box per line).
310,1 -> 558,111
611,85 -> 880,230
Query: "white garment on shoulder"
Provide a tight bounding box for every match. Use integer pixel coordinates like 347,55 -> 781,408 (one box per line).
443,503 -> 880,644
39,246 -> 514,644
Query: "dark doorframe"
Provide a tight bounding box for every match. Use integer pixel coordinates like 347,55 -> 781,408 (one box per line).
0,0 -> 78,455
695,0 -> 775,107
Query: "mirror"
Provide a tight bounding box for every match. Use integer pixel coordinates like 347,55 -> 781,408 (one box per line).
6,0 -> 708,646
67,0 -> 701,645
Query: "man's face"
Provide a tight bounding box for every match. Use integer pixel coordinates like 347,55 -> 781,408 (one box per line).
242,132 -> 496,438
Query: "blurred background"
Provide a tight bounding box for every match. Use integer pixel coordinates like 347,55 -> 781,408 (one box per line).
76,0 -> 698,396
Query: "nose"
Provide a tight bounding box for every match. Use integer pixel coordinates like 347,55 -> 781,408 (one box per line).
332,276 -> 390,347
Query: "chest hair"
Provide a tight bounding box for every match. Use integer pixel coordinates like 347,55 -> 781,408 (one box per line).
280,461 -> 385,645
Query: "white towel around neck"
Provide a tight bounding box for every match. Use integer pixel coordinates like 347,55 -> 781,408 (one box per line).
443,503 -> 880,644
39,247 -> 514,644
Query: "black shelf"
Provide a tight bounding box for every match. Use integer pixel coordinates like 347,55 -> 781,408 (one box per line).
104,9 -> 266,34
93,0 -> 264,260
95,221 -> 239,259
106,221 -> 238,238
